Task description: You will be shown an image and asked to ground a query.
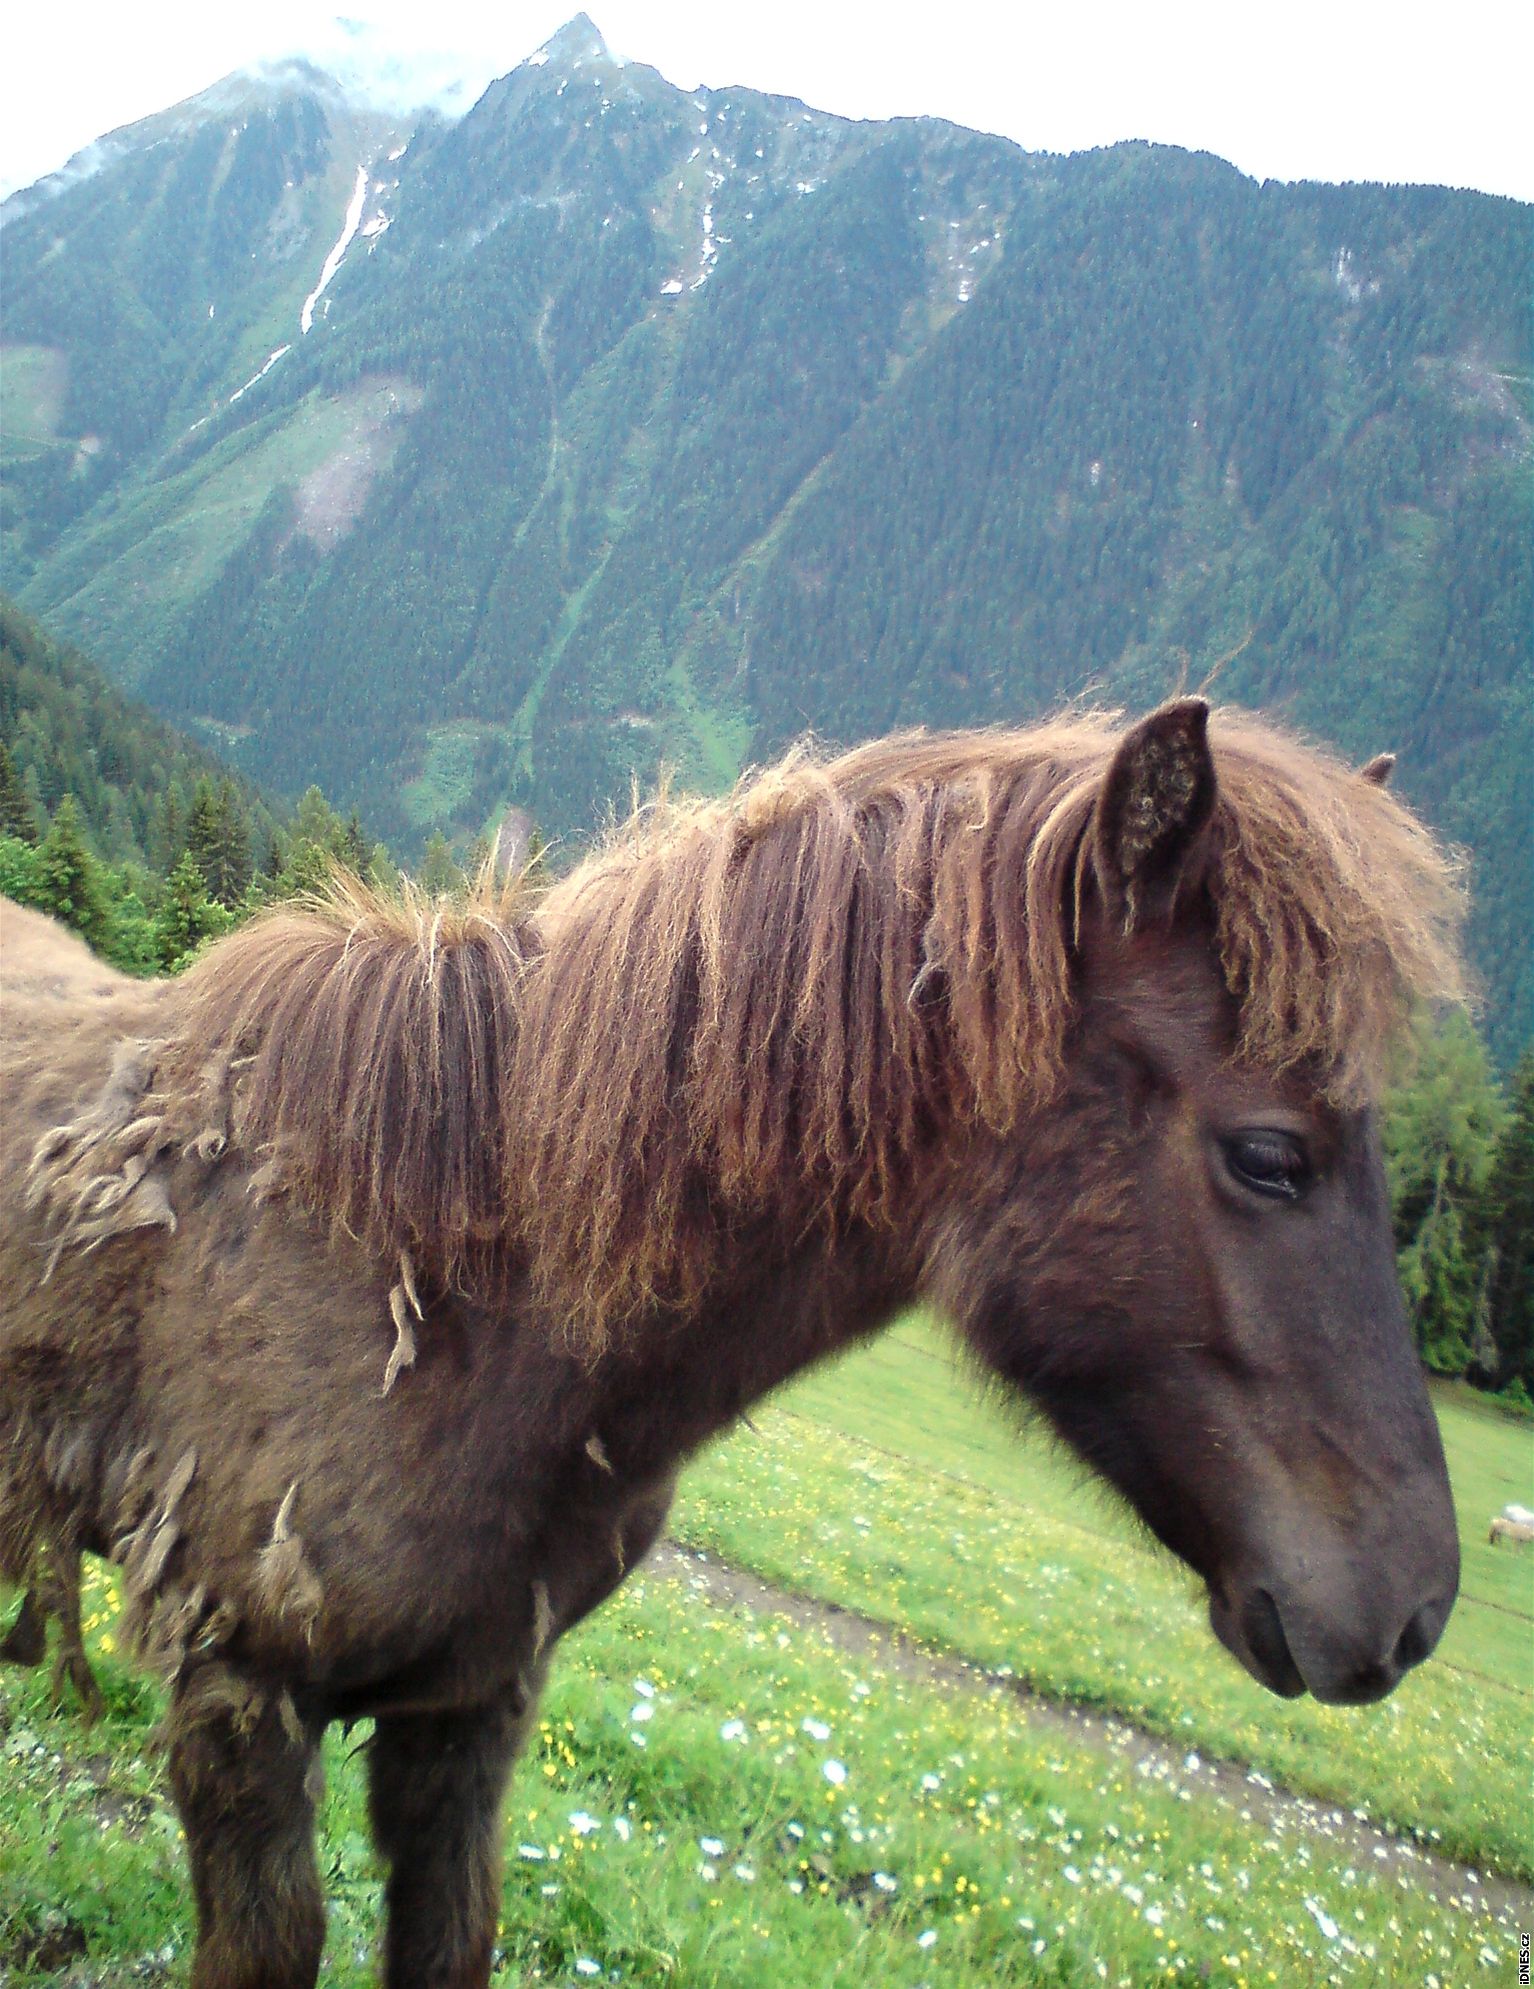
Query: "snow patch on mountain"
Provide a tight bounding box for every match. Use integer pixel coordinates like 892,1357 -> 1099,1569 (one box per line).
691,199 -> 717,289
301,165 -> 369,334
933,202 -> 1000,308
228,344 -> 292,404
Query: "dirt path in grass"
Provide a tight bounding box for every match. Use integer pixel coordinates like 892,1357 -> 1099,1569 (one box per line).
648,1541 -> 1533,1921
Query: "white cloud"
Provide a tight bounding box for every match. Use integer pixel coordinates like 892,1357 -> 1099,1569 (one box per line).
2,3 -> 567,198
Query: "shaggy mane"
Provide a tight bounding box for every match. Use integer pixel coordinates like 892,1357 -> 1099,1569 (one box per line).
162,710 -> 1463,1346
170,872 -> 535,1295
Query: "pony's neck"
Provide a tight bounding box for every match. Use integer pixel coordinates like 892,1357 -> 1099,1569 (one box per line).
581,1225 -> 917,1485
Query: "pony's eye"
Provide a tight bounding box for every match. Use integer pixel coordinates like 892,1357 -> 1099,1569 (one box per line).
1223,1131 -> 1309,1201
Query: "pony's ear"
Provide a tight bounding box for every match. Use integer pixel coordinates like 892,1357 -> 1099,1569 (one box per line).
1359,752 -> 1396,788
1094,698 -> 1217,923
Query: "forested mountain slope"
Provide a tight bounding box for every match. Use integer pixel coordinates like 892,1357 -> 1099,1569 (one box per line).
2,16 -> 1528,1052
0,596 -> 276,871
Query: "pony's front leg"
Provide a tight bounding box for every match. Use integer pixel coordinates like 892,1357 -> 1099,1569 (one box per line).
0,1549 -> 104,1718
0,1585 -> 47,1666
368,1692 -> 536,1989
165,1666 -> 327,1989
46,1549 -> 105,1722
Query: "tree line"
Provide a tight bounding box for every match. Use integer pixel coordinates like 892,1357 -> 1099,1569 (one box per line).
0,758 -> 385,974
1384,1016 -> 1532,1407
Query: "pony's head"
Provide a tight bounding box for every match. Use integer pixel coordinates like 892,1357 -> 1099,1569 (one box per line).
508,699 -> 1463,1701
925,700 -> 1463,1704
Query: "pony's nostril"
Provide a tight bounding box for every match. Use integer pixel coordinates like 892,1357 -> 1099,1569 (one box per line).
1393,1599 -> 1444,1673
1240,1587 -> 1306,1696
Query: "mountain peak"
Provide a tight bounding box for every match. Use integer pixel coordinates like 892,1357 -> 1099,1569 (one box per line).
530,15 -> 611,69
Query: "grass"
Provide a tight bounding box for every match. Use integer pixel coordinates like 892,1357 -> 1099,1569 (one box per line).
400,721 -> 516,832
0,344 -> 69,457
662,656 -> 753,794
1,1316 -> 1528,1984
508,557 -> 615,782
1,1561 -> 1521,1987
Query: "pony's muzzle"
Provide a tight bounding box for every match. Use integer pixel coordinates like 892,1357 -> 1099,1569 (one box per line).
1303,1587 -> 1455,1705
1208,1563 -> 1457,1705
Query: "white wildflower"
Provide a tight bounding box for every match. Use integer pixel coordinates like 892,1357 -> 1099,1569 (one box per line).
1304,1897 -> 1339,1941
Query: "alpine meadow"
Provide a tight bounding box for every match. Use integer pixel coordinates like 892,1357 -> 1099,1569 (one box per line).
1,13 -> 1531,1989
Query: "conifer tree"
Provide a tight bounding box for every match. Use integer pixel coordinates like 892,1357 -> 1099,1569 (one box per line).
1396,1161 -> 1480,1375
35,795 -> 111,953
0,742 -> 37,842
293,786 -> 346,851
201,778 -> 253,905
155,850 -> 231,971
1478,1052 -> 1534,1399
1383,1012 -> 1507,1376
341,810 -> 370,872
186,778 -> 222,891
417,831 -> 462,896
152,786 -> 185,874
274,792 -> 347,897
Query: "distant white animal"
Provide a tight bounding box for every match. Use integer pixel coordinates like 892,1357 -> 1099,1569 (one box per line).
1501,1503 -> 1534,1527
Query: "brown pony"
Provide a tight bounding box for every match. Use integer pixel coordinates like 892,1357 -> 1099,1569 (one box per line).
0,702 -> 1466,1989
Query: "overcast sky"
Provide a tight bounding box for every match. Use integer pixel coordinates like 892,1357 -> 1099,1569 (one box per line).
3,0 -> 1530,204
